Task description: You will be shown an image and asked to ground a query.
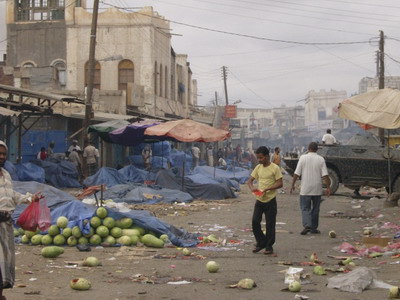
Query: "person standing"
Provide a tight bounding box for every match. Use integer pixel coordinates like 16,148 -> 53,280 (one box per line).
83,142 -> 100,176
67,139 -> 81,153
322,129 -> 336,145
191,144 -> 200,168
68,149 -> 82,181
0,141 -> 39,300
207,145 -> 214,167
47,141 -> 55,159
235,144 -> 243,162
247,146 -> 283,255
141,144 -> 152,171
290,142 -> 331,235
271,147 -> 281,166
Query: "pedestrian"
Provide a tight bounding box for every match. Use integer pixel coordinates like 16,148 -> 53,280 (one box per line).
217,148 -> 224,159
36,147 -> 47,160
141,144 -> 152,170
67,139 -> 81,153
207,145 -> 214,167
290,142 -> 331,235
68,149 -> 82,180
218,157 -> 227,168
191,144 -> 200,168
247,146 -> 283,255
322,129 -> 336,145
235,144 -> 243,162
271,147 -> 281,166
47,141 -> 55,158
0,140 -> 39,300
83,142 -> 100,176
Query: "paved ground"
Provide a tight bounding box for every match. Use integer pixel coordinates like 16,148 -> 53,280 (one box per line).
5,174 -> 400,300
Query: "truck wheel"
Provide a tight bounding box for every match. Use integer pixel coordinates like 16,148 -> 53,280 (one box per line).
327,168 -> 339,194
392,176 -> 400,193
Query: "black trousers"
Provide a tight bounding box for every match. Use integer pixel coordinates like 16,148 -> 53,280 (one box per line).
252,198 -> 277,250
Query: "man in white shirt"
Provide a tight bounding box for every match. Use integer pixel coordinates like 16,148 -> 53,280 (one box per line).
290,142 -> 331,235
83,142 -> 100,176
68,139 -> 82,153
191,145 -> 200,168
322,129 -> 336,145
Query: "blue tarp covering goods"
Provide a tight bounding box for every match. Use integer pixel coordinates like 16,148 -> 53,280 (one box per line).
11,182 -> 198,247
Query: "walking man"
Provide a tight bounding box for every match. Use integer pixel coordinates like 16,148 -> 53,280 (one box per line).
290,142 -> 331,235
247,146 -> 283,255
0,141 -> 39,300
83,142 -> 100,176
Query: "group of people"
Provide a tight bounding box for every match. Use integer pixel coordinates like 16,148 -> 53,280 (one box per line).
36,139 -> 100,179
248,142 -> 330,255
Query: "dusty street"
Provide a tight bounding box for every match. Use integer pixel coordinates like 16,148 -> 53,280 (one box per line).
5,174 -> 400,300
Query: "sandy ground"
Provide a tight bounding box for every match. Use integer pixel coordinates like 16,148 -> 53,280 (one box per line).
4,174 -> 400,300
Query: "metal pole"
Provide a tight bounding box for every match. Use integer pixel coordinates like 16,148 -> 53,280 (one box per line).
388,130 -> 392,195
378,30 -> 385,144
83,0 -> 100,144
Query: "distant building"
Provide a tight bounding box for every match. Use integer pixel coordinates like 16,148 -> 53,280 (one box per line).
359,76 -> 400,94
304,89 -> 347,128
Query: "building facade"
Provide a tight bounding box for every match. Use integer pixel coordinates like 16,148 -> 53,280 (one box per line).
359,76 -> 400,94
304,89 -> 347,128
5,1 -> 198,119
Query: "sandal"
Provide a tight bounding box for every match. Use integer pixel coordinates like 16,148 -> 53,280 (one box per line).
264,249 -> 274,255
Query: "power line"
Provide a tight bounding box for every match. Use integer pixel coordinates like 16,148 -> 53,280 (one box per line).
319,0 -> 400,10
101,1 -> 373,46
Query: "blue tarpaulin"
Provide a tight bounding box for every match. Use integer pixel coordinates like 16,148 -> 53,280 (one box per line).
15,163 -> 46,183
11,181 -> 199,247
4,161 -> 19,181
83,167 -> 128,187
102,183 -> 193,204
192,165 -> 250,184
31,159 -> 81,188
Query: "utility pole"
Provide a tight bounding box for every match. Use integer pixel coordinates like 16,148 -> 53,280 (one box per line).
378,30 -> 385,143
222,66 -> 229,105
83,0 -> 100,144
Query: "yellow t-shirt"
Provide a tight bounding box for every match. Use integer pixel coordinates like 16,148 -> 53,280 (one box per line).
251,163 -> 283,203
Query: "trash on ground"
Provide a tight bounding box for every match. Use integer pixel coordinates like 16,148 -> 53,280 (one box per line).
327,267 -> 391,293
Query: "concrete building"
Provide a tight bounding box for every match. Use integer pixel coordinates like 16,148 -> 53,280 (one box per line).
359,76 -> 400,94
304,89 -> 347,129
5,0 -> 198,119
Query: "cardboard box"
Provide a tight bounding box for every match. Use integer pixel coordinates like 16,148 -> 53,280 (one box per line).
362,237 -> 392,248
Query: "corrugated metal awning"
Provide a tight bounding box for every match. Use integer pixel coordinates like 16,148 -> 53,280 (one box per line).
69,111 -> 135,121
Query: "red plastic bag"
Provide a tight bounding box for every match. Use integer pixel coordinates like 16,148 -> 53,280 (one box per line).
38,198 -> 51,231
16,197 -> 51,232
17,200 -> 40,231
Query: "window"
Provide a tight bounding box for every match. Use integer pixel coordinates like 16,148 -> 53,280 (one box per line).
118,60 -> 134,91
85,61 -> 101,90
52,60 -> 66,87
16,0 -> 65,21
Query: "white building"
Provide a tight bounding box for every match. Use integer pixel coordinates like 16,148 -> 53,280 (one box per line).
359,76 -> 400,94
304,89 -> 347,129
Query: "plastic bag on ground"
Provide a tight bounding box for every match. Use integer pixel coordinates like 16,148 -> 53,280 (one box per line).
327,267 -> 378,292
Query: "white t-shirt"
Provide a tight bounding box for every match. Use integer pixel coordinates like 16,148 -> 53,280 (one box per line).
192,147 -> 200,158
322,133 -> 336,145
294,152 -> 328,196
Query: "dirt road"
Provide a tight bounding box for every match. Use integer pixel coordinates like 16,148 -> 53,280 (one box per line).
6,175 -> 400,300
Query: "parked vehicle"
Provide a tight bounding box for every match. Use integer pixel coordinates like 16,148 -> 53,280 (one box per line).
283,137 -> 400,194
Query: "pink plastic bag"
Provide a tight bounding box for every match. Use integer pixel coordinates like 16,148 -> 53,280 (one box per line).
38,197 -> 51,231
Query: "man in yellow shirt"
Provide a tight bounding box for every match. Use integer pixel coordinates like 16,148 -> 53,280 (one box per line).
247,146 -> 283,255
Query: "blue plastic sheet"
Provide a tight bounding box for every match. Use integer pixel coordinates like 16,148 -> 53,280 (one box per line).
118,165 -> 149,183
170,150 -> 192,174
128,155 -> 169,169
187,173 -> 240,191
83,167 -> 128,187
15,163 -> 46,183
31,159 -> 81,188
11,181 -> 198,247
193,165 -> 250,184
103,183 -> 193,204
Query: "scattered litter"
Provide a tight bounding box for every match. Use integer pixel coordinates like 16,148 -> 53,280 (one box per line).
327,267 -> 391,293
294,295 -> 309,300
284,267 -> 310,285
108,257 -> 116,261
167,281 -> 192,285
24,291 -> 40,295
352,205 -> 362,209
29,278 -> 37,281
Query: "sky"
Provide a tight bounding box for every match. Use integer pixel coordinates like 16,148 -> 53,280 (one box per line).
1,0 -> 400,109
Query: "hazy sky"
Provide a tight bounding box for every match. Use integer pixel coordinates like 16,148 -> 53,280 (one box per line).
1,0 -> 400,109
